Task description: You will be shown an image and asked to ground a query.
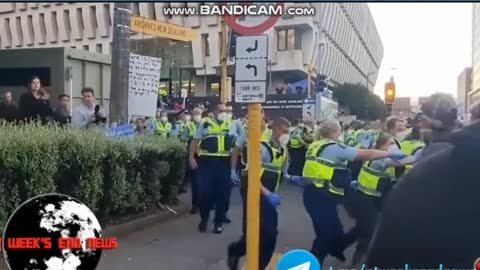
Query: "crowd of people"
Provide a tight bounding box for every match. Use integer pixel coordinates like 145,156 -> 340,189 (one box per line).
0,76 -> 107,129
2,77 -> 480,269
150,93 -> 479,270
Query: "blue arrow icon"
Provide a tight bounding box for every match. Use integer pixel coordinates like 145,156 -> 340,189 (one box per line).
277,250 -> 320,270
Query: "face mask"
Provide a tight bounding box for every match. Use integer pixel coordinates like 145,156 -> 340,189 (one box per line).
278,134 -> 290,147
160,116 -> 168,122
396,132 -> 407,141
226,113 -> 233,121
193,115 -> 202,122
185,115 -> 191,122
217,112 -> 226,122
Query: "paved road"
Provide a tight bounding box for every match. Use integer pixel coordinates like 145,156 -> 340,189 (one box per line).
97,185 -> 358,270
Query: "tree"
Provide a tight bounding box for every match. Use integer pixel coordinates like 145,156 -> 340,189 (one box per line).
332,83 -> 386,120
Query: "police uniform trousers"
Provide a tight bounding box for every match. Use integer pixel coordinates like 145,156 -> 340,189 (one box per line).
186,140 -> 200,210
347,161 -> 363,180
287,146 -> 307,176
198,156 -> 231,226
303,184 -> 353,264
228,176 -> 278,270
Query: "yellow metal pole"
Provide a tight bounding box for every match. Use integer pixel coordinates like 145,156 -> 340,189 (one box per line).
246,103 -> 262,270
220,19 -> 229,104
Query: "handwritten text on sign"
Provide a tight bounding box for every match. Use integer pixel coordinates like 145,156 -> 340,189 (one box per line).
128,53 -> 162,117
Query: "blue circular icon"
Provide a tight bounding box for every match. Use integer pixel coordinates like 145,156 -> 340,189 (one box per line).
277,249 -> 321,270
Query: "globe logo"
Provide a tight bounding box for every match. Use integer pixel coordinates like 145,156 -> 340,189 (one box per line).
2,193 -> 104,270
277,249 -> 321,270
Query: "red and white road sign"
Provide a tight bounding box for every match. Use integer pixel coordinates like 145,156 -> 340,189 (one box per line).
221,2 -> 285,36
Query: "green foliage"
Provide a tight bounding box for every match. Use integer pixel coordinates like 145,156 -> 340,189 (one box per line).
332,83 -> 387,120
0,123 -> 187,227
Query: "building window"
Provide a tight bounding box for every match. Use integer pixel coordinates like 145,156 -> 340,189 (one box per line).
277,28 -> 301,51
209,82 -> 220,96
202,33 -> 210,57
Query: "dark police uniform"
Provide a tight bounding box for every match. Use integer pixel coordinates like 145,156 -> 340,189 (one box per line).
228,137 -> 287,270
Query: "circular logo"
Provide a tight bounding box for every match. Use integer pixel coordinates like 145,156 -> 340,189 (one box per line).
3,193 -> 103,270
277,249 -> 320,270
474,257 -> 480,270
221,2 -> 285,36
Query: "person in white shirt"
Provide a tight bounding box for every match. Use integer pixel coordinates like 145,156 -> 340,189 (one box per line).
71,87 -> 107,129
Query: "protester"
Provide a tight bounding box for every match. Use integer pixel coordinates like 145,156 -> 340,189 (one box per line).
366,108 -> 480,269
0,91 -> 18,122
135,117 -> 147,136
71,87 -> 107,129
18,76 -> 52,123
52,94 -> 71,126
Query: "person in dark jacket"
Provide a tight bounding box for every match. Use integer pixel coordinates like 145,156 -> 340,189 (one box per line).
18,76 -> 52,123
365,119 -> 480,268
0,91 -> 18,122
52,94 -> 71,126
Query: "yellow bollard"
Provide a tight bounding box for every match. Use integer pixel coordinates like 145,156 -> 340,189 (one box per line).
246,103 -> 262,270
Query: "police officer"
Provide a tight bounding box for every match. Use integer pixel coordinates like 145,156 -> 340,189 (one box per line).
185,108 -> 203,214
189,101 -> 234,234
227,117 -> 290,270
287,119 -> 310,176
344,133 -> 414,267
301,119 -> 405,264
150,110 -> 171,138
365,94 -> 480,269
400,113 -> 426,173
171,109 -> 190,143
384,116 -> 407,181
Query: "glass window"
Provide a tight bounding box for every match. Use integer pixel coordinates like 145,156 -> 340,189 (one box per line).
277,29 -> 286,51
277,28 -> 301,51
209,82 -> 220,96
202,34 -> 210,56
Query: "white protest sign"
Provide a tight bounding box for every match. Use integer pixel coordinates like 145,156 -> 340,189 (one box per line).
128,53 -> 162,117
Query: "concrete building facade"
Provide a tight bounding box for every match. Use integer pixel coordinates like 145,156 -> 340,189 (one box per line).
0,2 -> 383,97
471,3 -> 480,110
457,67 -> 472,116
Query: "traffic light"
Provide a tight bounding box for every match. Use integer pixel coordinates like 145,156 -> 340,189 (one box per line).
315,74 -> 328,92
384,81 -> 396,104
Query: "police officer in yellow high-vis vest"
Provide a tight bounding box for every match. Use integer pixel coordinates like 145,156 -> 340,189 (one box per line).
302,119 -> 405,264
227,117 -> 290,270
343,133 -> 414,267
400,114 -> 426,174
189,101 -> 234,234
151,110 -> 172,138
184,108 -> 203,214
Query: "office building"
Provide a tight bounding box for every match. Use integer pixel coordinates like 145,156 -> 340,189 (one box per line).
0,2 -> 383,97
457,67 -> 472,116
471,3 -> 480,110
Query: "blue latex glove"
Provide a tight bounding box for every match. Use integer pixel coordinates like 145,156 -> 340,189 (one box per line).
231,169 -> 240,186
290,176 -> 307,187
388,150 -> 408,161
359,134 -> 372,148
350,180 -> 359,190
266,193 -> 281,208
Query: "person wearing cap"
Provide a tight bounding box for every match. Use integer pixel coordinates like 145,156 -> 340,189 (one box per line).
365,94 -> 480,268
416,93 -> 458,160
